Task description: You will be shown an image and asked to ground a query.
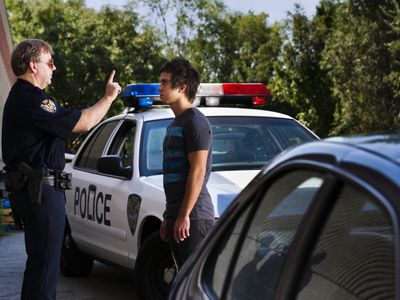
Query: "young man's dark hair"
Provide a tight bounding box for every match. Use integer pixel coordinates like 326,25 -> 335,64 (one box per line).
159,58 -> 201,102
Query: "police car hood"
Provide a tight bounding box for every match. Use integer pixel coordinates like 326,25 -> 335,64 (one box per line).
144,170 -> 260,216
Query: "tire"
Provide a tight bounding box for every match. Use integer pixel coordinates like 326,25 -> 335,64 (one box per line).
60,226 -> 94,277
135,231 -> 176,300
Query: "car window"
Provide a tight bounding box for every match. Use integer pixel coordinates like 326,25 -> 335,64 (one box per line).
208,171 -> 324,299
140,119 -> 172,176
210,117 -> 315,171
140,117 -> 316,176
107,121 -> 136,168
296,184 -> 395,300
75,120 -> 120,170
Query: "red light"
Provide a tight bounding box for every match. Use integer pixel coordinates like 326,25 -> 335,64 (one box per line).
251,97 -> 266,106
221,83 -> 269,95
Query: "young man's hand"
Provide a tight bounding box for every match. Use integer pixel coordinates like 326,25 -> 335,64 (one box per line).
173,215 -> 190,243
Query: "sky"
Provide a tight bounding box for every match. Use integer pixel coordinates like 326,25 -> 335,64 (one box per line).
85,0 -> 321,23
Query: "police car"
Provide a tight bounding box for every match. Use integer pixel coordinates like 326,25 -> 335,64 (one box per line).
61,83 -> 318,299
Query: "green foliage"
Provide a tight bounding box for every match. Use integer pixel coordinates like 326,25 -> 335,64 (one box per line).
132,0 -> 227,58
270,1 -> 337,137
384,1 -> 400,123
322,0 -> 400,134
6,0 -> 163,116
6,0 -> 164,151
5,0 -> 400,141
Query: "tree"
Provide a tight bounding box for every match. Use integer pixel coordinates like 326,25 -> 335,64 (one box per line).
384,1 -> 400,121
270,1 -> 337,137
132,0 -> 231,58
6,0 -> 164,151
185,11 -> 282,83
322,0 -> 400,134
6,0 -> 163,116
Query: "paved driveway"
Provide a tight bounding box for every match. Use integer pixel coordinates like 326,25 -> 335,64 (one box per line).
0,231 -> 140,300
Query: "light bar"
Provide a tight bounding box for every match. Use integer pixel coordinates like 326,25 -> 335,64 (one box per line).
121,82 -> 272,108
197,84 -> 224,96
252,97 -> 266,106
196,83 -> 271,107
197,83 -> 269,96
121,83 -> 160,98
120,84 -> 160,108
222,83 -> 269,95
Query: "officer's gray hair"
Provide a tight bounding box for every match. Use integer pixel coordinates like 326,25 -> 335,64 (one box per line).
11,39 -> 53,76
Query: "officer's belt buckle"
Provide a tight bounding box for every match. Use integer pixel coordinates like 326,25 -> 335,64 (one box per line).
42,176 -> 55,187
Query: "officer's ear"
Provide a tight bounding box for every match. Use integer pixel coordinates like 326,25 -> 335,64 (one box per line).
29,60 -> 38,74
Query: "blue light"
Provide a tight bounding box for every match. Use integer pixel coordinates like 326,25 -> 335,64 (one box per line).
121,83 -> 160,98
138,97 -> 153,107
120,83 -> 160,108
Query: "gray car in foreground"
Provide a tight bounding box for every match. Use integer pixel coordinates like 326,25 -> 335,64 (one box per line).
169,133 -> 400,300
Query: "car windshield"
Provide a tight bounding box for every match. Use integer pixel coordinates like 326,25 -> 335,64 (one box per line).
140,116 -> 316,176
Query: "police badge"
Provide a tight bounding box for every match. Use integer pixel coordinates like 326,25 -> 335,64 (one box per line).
40,99 -> 57,113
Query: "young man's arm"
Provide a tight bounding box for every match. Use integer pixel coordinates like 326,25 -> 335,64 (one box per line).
173,149 -> 208,243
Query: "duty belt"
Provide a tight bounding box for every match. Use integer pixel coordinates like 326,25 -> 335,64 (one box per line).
5,163 -> 73,207
43,169 -> 72,190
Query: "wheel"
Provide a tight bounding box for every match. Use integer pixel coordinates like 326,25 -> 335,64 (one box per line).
135,231 -> 176,300
60,226 -> 94,277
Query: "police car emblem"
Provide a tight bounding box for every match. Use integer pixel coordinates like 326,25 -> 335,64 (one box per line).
40,99 -> 57,113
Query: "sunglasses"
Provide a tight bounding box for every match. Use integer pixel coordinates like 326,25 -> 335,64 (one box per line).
37,58 -> 55,69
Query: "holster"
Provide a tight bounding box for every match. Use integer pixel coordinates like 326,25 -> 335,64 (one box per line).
4,162 -> 44,207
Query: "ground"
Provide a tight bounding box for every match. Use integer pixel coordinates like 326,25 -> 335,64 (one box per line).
0,231 -> 140,300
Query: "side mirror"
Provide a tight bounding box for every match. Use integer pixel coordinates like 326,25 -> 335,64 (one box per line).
97,155 -> 132,179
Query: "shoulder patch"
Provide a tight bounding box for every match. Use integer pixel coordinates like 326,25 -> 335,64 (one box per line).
40,99 -> 57,113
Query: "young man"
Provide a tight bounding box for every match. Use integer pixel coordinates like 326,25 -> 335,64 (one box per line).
158,58 -> 214,269
2,39 -> 121,300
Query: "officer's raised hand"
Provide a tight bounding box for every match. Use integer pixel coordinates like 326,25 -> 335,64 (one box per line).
104,70 -> 122,101
72,70 -> 121,133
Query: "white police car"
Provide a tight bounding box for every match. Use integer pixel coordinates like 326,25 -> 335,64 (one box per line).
61,83 -> 318,299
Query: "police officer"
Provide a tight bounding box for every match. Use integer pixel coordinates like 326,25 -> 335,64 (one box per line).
1,39 -> 121,300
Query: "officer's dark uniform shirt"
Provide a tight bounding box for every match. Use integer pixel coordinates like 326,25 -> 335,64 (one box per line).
2,79 -> 81,171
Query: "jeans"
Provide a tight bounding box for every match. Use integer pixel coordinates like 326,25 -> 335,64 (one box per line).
166,219 -> 214,269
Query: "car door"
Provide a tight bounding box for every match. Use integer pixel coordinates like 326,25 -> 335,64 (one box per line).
205,169 -> 326,299
196,166 -> 397,300
67,119 -> 136,266
293,182 -> 395,300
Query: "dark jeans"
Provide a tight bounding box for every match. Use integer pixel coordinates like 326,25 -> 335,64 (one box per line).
166,219 -> 214,269
11,185 -> 65,300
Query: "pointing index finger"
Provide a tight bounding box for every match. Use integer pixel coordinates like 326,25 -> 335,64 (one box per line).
107,70 -> 116,83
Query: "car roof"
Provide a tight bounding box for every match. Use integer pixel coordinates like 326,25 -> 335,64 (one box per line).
112,106 -> 294,122
265,132 -> 400,186
325,134 -> 400,164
